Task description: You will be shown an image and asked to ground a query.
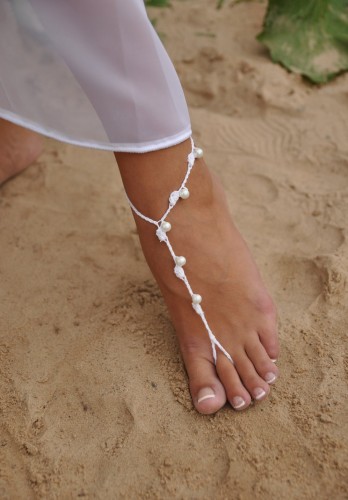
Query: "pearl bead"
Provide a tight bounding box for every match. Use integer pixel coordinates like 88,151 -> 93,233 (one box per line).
161,221 -> 171,232
192,294 -> 202,305
179,187 -> 190,199
175,256 -> 186,267
194,147 -> 204,159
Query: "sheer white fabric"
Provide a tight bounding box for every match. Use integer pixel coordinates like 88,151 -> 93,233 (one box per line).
0,0 -> 192,152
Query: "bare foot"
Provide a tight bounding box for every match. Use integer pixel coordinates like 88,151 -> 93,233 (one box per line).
0,119 -> 43,185
116,139 -> 279,415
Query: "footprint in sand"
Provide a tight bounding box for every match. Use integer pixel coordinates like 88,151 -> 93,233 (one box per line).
196,109 -> 304,164
284,219 -> 344,256
268,256 -> 323,316
230,172 -> 279,205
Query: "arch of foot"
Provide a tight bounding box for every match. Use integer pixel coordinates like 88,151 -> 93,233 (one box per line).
125,138 -> 233,365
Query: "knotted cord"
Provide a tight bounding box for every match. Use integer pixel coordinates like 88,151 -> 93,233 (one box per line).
125,138 -> 233,364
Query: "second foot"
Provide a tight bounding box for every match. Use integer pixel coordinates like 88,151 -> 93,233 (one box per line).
117,140 -> 280,415
0,119 -> 43,185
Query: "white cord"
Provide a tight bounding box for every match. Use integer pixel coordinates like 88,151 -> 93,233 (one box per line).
125,138 -> 233,365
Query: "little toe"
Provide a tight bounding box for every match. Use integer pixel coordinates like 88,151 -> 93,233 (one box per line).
180,341 -> 227,414
233,351 -> 270,402
258,321 -> 280,362
216,355 -> 251,411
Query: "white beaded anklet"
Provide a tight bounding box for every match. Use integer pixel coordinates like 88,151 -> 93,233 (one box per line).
125,137 -> 233,365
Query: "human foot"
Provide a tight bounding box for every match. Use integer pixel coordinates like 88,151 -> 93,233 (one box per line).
0,119 -> 43,185
116,139 -> 279,415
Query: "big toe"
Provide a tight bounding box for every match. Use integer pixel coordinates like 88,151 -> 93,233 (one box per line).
181,341 -> 226,414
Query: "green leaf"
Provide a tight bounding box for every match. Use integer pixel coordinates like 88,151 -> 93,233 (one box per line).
145,0 -> 170,7
257,0 -> 348,83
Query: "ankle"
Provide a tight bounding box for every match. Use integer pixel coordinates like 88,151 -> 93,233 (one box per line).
115,139 -> 217,220
115,139 -> 195,218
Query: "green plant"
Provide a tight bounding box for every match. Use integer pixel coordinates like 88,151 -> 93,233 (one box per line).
217,0 -> 257,8
145,0 -> 170,6
145,0 -> 170,39
258,0 -> 348,83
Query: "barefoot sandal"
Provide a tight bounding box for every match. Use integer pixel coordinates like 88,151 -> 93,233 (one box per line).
125,138 -> 233,365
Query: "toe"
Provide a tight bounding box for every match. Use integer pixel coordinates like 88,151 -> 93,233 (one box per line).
259,326 -> 280,362
256,297 -> 280,361
233,350 -> 270,402
216,354 -> 251,411
245,340 -> 279,385
180,339 -> 227,414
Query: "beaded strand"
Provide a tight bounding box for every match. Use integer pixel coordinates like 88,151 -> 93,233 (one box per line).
125,138 -> 233,365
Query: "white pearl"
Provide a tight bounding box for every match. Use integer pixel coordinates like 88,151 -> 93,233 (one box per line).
175,256 -> 186,267
192,294 -> 202,305
179,187 -> 190,199
161,221 -> 171,232
194,147 -> 204,159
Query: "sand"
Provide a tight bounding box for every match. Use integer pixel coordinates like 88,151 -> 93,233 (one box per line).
1,1 -> 347,498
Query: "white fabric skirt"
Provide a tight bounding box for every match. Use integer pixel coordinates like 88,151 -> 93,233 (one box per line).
0,0 -> 192,152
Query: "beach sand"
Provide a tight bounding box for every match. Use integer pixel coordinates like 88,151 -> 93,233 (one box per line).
1,1 -> 347,498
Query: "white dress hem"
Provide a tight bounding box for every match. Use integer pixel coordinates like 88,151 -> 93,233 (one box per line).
0,109 -> 192,153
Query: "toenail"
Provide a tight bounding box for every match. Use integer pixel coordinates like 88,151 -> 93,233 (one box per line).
197,388 -> 215,404
253,388 -> 267,400
231,396 -> 246,410
265,372 -> 277,384
271,359 -> 277,363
